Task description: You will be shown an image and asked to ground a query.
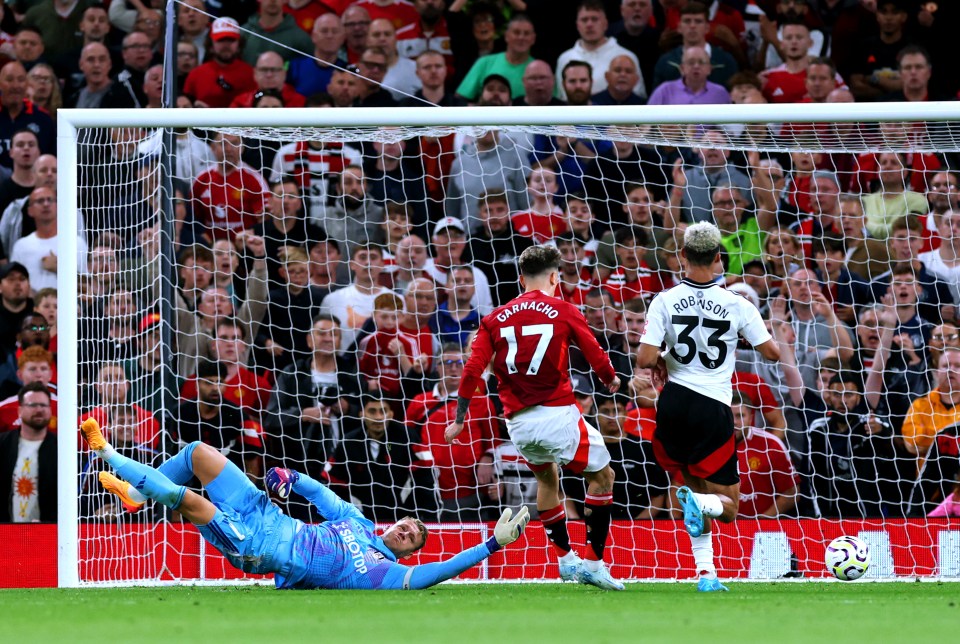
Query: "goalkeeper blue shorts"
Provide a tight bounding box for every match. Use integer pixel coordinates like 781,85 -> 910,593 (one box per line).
197,459 -> 297,575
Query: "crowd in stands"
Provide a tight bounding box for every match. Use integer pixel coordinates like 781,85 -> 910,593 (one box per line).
3,0 -> 960,525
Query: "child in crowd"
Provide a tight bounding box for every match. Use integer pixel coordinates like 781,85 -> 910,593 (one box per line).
357,292 -> 420,419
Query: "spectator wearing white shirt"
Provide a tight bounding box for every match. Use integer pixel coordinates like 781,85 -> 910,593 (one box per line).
10,186 -> 87,293
919,210 -> 960,304
320,241 -> 392,353
423,217 -> 493,316
555,0 -> 645,101
367,18 -> 421,102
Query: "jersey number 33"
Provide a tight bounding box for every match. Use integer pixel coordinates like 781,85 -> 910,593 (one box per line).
669,315 -> 730,370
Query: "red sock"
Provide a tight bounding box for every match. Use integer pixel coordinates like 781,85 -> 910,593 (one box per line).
539,504 -> 571,557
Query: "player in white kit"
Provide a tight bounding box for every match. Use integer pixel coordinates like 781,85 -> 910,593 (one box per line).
638,222 -> 782,591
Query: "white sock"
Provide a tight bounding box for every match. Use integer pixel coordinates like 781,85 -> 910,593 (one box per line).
559,551 -> 579,565
692,493 -> 724,518
126,487 -> 147,503
691,532 -> 716,578
583,559 -> 602,572
98,444 -> 117,461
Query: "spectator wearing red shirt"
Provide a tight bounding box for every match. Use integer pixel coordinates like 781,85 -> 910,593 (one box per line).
406,344 -> 497,521
600,227 -> 658,304
731,392 -> 798,518
396,0 -> 453,78
555,233 -> 593,309
192,132 -> 269,242
511,167 -> 568,244
355,0 -> 420,32
181,318 -> 272,418
0,345 -> 56,432
285,0 -> 338,33
663,0 -> 746,60
761,22 -> 817,104
230,51 -> 307,108
358,292 -> 421,418
732,370 -> 787,442
341,4 -> 373,64
397,277 -> 440,377
183,17 -> 257,109
80,362 -> 157,447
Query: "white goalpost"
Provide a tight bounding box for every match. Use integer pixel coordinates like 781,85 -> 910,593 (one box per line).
58,102 -> 960,587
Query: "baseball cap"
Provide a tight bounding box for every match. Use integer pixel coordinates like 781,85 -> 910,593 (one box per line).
211,17 -> 241,41
482,73 -> 511,90
433,216 -> 466,237
877,0 -> 909,12
0,261 -> 29,280
140,312 -> 162,333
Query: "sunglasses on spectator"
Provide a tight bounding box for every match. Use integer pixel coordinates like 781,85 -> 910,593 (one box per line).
24,324 -> 49,332
443,359 -> 465,366
932,333 -> 959,342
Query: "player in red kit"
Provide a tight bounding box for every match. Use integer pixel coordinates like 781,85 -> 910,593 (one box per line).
445,245 -> 624,590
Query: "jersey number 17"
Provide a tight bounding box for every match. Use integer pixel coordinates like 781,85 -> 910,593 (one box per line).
501,324 -> 554,375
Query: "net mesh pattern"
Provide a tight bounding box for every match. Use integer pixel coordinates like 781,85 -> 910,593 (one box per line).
69,118 -> 960,583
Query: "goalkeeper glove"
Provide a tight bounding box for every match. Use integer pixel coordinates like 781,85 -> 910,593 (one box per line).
266,467 -> 299,499
494,506 -> 530,546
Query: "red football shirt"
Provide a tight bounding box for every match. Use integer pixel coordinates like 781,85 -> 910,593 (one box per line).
601,265 -> 659,304
358,330 -> 422,398
737,429 -> 799,517
80,405 -> 159,447
284,0 -> 338,33
354,0 -> 420,31
183,59 -> 257,108
732,371 -> 780,417
396,18 -> 454,77
229,84 -> 307,108
181,367 -> 272,414
0,391 -> 58,433
459,290 -> 616,416
406,386 -> 497,500
397,322 -> 437,374
853,150 -> 939,195
192,163 -> 270,240
559,281 -> 590,308
510,208 -> 568,244
623,405 -> 656,441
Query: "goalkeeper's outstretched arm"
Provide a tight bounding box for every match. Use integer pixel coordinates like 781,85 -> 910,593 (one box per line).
266,467 -> 363,522
395,507 -> 531,590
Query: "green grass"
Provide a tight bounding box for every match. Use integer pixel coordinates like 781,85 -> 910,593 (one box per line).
1,583 -> 958,643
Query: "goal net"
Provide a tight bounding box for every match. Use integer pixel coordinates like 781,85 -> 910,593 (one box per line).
58,103 -> 960,586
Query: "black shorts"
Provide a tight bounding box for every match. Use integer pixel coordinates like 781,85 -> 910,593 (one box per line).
653,381 -> 739,486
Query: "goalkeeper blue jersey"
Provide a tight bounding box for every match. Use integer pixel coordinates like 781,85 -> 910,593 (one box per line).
270,476 -> 498,590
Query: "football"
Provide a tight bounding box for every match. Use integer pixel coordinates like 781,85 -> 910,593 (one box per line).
826,536 -> 871,581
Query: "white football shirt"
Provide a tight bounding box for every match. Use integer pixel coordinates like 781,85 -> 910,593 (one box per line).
641,278 -> 772,404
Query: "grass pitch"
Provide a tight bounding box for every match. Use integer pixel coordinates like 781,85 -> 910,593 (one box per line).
1,583 -> 957,643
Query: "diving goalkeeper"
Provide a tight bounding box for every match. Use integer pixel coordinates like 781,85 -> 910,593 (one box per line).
79,418 -> 529,589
